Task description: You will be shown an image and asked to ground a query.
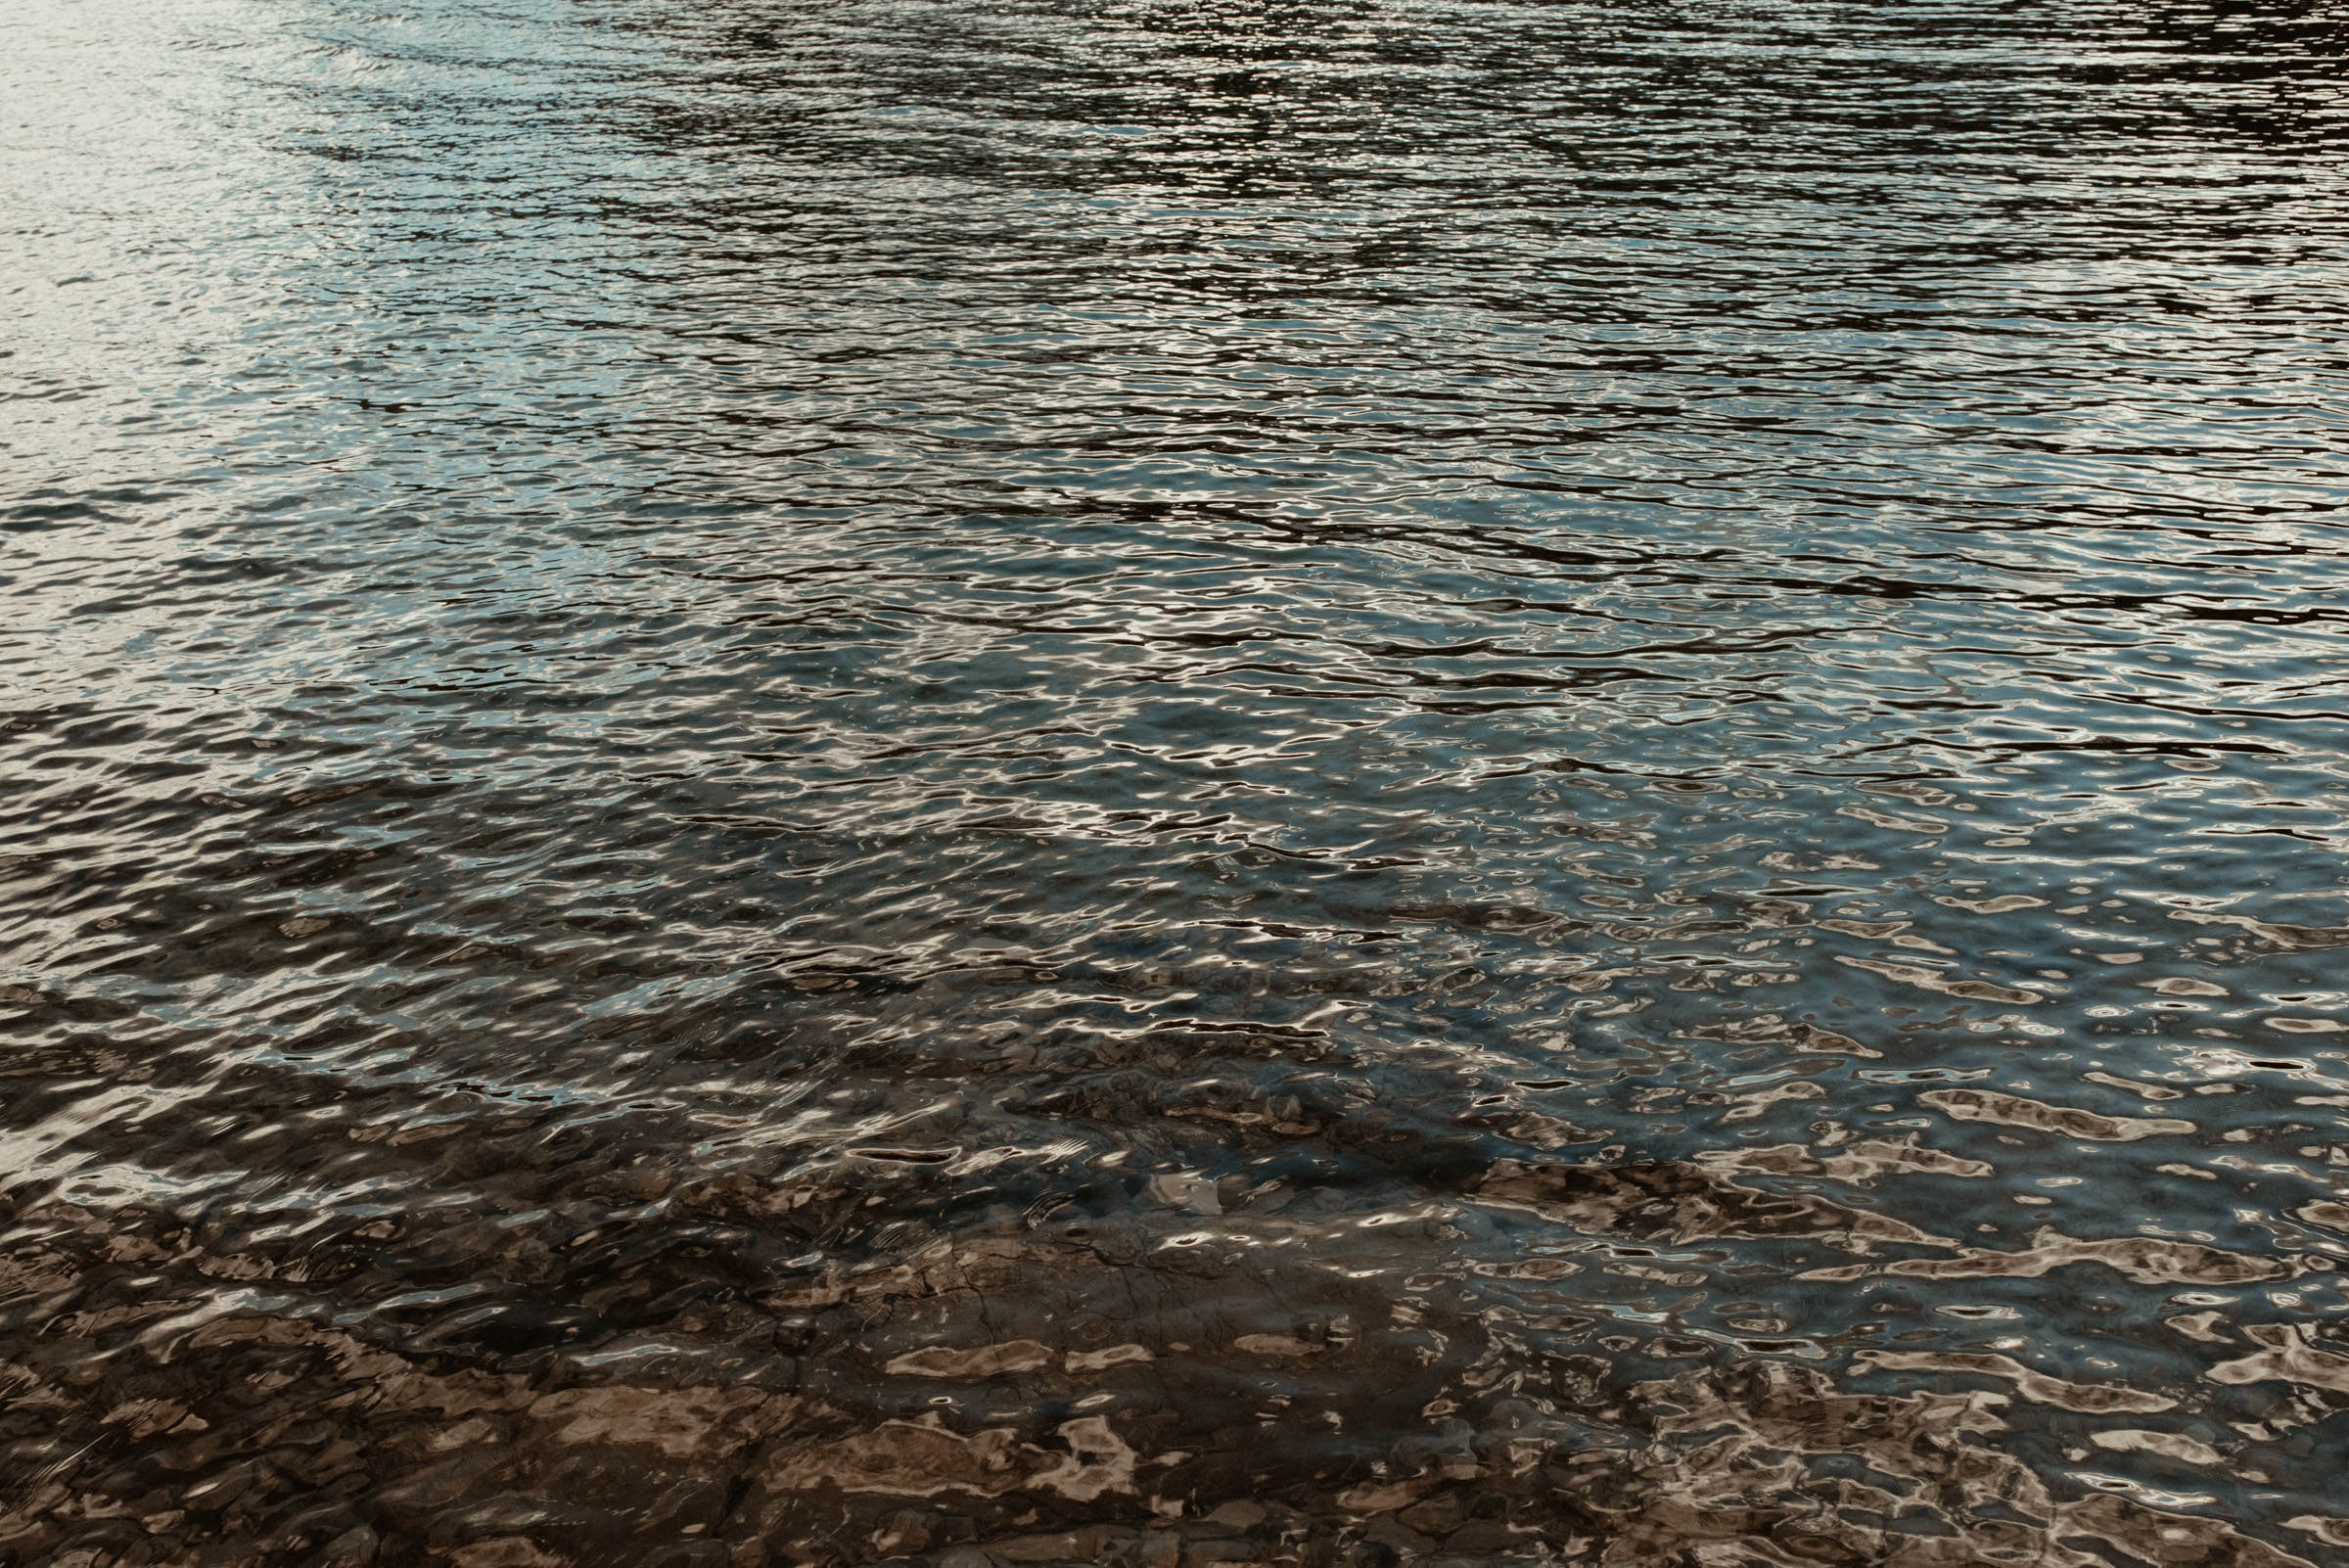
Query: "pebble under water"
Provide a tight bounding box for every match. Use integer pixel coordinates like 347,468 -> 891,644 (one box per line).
6,0 -> 2349,1564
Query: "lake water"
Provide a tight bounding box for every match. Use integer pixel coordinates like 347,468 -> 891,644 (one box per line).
5,0 -> 2349,1563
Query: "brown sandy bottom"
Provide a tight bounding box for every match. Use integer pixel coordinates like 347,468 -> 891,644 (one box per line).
5,1144 -> 2334,1568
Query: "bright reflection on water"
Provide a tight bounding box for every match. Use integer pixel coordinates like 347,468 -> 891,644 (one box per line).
5,0 -> 2349,1563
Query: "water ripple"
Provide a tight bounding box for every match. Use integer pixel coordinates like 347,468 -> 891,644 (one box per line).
4,0 -> 2349,1562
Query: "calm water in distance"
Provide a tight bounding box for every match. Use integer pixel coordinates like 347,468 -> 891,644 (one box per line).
5,0 -> 2349,1564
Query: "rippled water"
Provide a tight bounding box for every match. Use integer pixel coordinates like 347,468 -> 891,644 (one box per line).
6,0 -> 2349,1562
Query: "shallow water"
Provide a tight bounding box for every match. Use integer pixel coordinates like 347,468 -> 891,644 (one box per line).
5,0 -> 2349,1563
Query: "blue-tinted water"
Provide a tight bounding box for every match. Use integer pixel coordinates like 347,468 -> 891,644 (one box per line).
5,0 -> 2349,1563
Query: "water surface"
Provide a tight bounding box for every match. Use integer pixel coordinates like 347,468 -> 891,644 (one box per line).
5,0 -> 2349,1563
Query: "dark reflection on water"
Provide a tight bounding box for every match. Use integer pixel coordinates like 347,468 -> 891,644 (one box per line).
5,0 -> 2349,1562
